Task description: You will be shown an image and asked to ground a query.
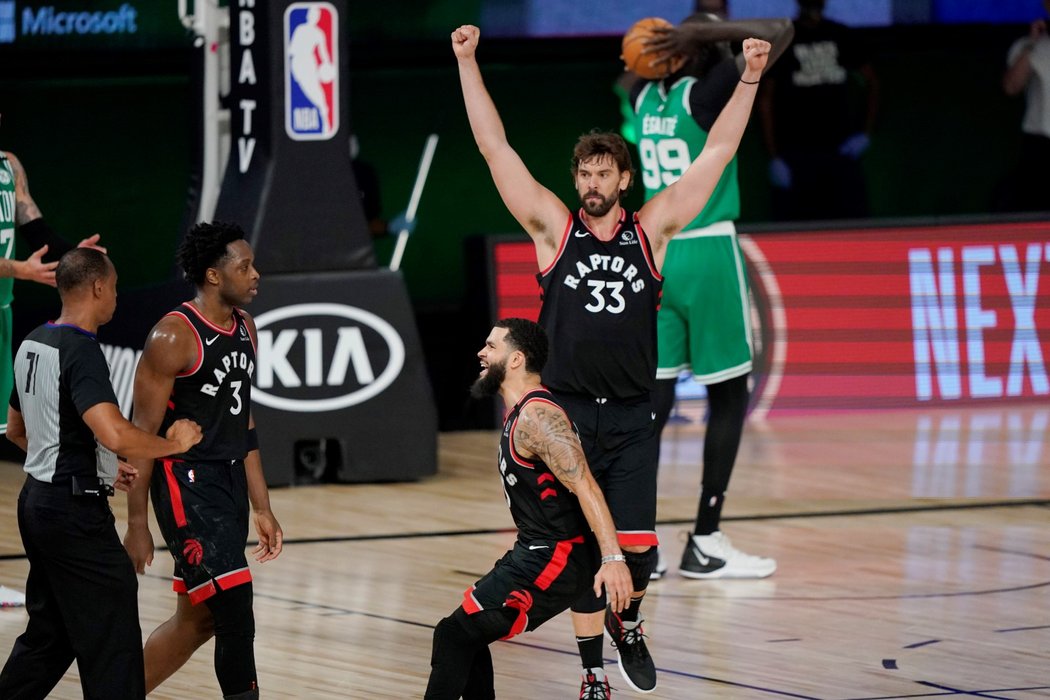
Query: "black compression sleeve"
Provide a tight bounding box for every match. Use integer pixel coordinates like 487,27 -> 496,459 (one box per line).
17,218 -> 74,262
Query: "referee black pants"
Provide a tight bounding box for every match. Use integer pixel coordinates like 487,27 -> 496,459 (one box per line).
0,477 -> 145,700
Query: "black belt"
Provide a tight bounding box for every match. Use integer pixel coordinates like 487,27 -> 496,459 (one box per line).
33,475 -> 114,498
71,475 -> 115,498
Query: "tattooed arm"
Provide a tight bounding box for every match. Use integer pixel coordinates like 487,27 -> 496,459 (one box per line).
515,400 -> 633,610
7,152 -> 43,225
1,152 -> 106,280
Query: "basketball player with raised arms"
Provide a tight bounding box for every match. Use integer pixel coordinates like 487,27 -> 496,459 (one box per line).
123,221 -> 283,700
453,23 -> 770,697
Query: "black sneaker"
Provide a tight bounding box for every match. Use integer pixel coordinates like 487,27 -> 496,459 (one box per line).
604,610 -> 656,693
579,668 -> 611,699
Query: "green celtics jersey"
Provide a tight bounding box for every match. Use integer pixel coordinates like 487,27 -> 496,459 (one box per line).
0,153 -> 16,306
634,77 -> 739,229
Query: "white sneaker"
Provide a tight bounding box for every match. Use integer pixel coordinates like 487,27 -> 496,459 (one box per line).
0,585 -> 26,608
679,531 -> 776,579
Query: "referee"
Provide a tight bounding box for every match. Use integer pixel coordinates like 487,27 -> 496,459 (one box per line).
0,248 -> 203,700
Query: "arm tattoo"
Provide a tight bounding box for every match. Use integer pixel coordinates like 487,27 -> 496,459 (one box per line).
9,155 -> 43,225
515,403 -> 587,489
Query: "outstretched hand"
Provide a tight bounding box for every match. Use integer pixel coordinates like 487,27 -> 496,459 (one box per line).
642,24 -> 692,59
21,245 -> 58,287
76,233 -> 107,254
451,24 -> 480,60
741,37 -> 771,76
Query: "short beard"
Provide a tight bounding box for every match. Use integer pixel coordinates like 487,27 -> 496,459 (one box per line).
580,192 -> 617,217
470,360 -> 506,399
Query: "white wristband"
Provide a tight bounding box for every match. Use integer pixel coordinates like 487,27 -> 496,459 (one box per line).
601,554 -> 626,564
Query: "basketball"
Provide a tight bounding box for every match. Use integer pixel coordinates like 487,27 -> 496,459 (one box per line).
621,17 -> 674,79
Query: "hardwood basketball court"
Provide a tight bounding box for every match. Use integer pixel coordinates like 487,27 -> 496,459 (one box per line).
1,402 -> 1047,698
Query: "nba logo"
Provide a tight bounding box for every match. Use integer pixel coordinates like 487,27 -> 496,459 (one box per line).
284,2 -> 339,141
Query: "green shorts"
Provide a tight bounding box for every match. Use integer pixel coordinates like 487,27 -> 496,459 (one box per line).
0,305 -> 11,434
656,221 -> 753,384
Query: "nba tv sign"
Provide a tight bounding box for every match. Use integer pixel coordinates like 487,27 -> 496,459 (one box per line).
283,1 -> 338,141
253,303 -> 405,413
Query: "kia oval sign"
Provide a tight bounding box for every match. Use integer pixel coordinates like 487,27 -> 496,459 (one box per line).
252,303 -> 405,412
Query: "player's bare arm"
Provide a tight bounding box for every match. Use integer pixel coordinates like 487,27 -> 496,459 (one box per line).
638,37 -> 770,260
1,152 -> 105,282
514,403 -> 586,485
642,19 -> 792,70
82,404 -> 201,459
0,153 -> 51,282
123,315 -> 199,573
6,152 -> 43,225
514,402 -> 633,610
242,311 -> 284,563
0,244 -> 57,285
452,24 -> 570,269
6,407 -> 27,452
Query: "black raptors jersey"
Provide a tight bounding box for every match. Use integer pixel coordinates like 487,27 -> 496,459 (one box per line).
160,303 -> 256,461
537,208 -> 663,398
498,389 -> 588,544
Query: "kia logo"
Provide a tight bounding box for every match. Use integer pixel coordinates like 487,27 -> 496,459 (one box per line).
252,303 -> 405,412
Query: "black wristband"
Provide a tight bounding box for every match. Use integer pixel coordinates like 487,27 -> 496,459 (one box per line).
740,77 -> 760,85
16,218 -> 73,262
246,427 -> 259,452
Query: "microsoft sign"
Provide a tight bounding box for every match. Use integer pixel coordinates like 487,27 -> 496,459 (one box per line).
0,1 -> 187,48
20,4 -> 139,36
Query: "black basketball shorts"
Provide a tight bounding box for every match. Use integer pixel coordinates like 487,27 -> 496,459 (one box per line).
151,458 -> 252,605
461,536 -> 594,639
553,392 -> 660,549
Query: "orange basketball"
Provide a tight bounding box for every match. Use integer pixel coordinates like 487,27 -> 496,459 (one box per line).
621,17 -> 674,79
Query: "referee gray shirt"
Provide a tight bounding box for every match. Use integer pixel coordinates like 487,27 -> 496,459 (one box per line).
11,322 -> 119,485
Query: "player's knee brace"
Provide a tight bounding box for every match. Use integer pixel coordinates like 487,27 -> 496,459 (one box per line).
206,583 -> 256,641
571,588 -> 607,615
432,612 -> 469,651
428,609 -> 504,700
431,608 -> 515,662
625,548 -> 659,590
453,606 -> 518,645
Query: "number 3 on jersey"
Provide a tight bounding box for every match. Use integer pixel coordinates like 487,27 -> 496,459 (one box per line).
229,380 -> 243,415
639,137 -> 692,190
